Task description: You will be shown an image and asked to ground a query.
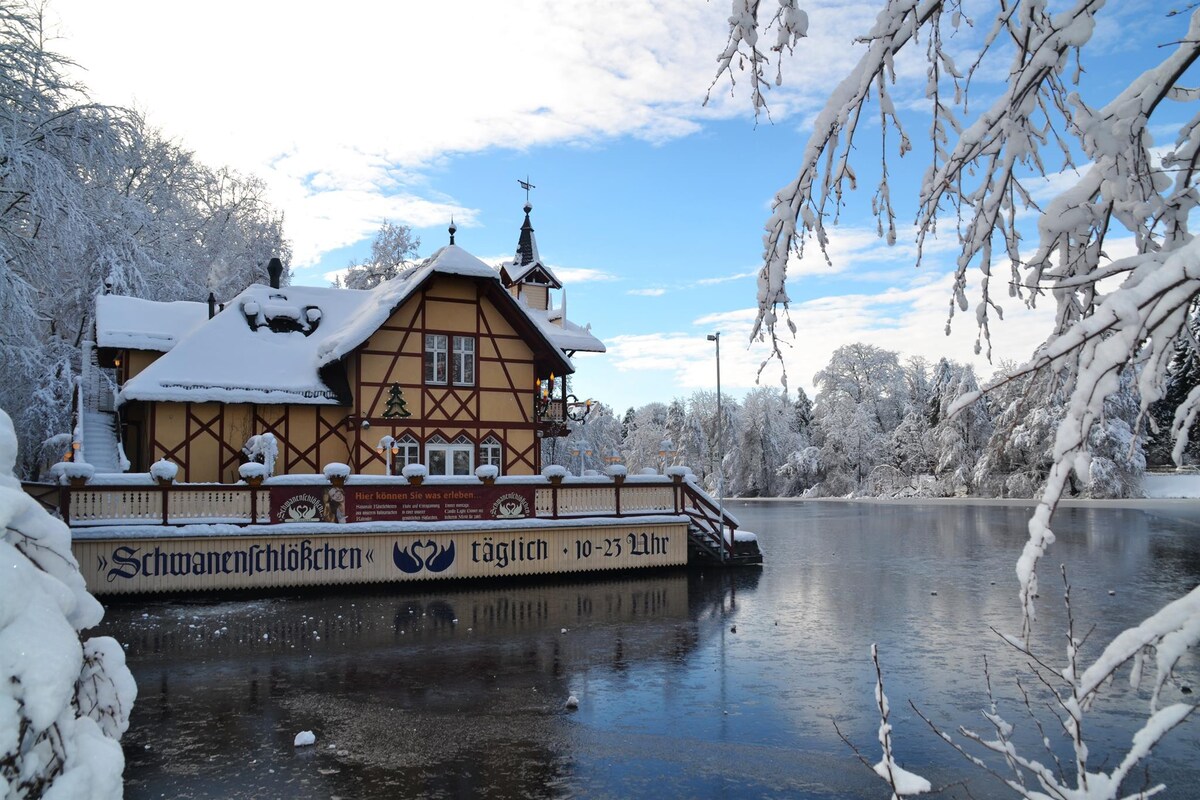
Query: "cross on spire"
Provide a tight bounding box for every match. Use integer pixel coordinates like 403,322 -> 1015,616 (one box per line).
518,176 -> 536,205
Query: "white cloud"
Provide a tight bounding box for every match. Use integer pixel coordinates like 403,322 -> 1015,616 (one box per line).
694,270 -> 758,286
627,288 -> 668,297
554,267 -> 620,283
604,269 -> 1056,398
48,0 -> 880,270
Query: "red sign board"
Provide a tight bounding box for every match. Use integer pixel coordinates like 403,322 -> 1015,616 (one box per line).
347,486 -> 534,523
268,485 -> 535,524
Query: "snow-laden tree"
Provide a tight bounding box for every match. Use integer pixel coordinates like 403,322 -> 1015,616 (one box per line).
676,392 -> 713,483
932,362 -> 991,494
812,343 -> 905,493
814,343 -> 908,433
1146,302 -> 1200,467
716,1 -> 1200,791
0,408 -> 136,798
729,386 -> 796,496
1084,367 -> 1146,498
0,0 -> 289,477
621,402 -> 671,473
334,221 -> 420,289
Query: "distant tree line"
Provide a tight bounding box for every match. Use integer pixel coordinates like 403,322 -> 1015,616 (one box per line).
0,0 -> 290,476
549,334 -> 1200,499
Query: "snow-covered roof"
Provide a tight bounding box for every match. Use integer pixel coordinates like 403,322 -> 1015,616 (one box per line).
117,245 -> 593,406
525,307 -> 606,354
95,295 -> 209,352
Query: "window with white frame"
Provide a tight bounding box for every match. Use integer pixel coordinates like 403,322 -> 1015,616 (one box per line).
480,437 -> 502,472
424,334 -> 448,384
452,336 -> 475,386
426,434 -> 474,476
396,435 -> 419,468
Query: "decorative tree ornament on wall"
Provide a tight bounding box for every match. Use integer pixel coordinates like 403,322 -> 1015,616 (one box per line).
381,383 -> 412,419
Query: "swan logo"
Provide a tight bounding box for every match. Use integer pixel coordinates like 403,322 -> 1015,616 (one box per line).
393,540 -> 456,574
278,494 -> 323,522
490,492 -> 530,519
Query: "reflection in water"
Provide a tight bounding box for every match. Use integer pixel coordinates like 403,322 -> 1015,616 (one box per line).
99,503 -> 1198,799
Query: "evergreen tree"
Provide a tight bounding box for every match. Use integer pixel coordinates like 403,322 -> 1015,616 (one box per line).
381,383 -> 411,418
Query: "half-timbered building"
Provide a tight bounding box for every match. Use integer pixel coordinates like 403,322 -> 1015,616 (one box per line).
91,208 -> 604,482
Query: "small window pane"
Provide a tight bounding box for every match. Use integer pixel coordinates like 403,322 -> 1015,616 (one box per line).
452,450 -> 471,475
425,335 -> 447,384
452,336 -> 475,385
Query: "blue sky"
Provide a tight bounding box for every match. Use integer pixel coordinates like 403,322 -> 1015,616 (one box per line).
49,0 -> 1184,411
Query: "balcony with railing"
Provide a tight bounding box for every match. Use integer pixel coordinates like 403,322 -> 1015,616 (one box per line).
38,473 -> 758,565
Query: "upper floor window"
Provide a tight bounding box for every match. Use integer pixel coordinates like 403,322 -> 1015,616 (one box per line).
452,336 -> 475,386
424,334 -> 448,384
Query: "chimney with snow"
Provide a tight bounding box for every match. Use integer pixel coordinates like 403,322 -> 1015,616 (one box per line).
267,257 -> 283,289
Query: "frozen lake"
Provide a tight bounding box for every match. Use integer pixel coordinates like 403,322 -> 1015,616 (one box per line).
98,500 -> 1200,798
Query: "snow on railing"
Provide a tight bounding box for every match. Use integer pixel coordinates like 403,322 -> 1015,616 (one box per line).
60,476 -> 692,528
66,485 -> 271,526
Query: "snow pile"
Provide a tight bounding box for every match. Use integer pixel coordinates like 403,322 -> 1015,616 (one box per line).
322,462 -> 351,480
0,408 -> 136,798
541,465 -> 567,479
149,458 -> 178,483
60,461 -> 95,484
293,731 -> 316,747
401,464 -> 428,480
475,465 -> 499,480
607,464 -> 627,478
238,462 -> 268,480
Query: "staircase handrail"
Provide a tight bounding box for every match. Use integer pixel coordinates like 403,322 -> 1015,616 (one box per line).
678,481 -> 737,558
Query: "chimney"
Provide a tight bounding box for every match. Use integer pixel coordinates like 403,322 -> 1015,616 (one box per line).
267,257 -> 283,289
208,292 -> 216,319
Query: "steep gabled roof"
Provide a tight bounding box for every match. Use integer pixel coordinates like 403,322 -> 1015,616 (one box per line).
118,245 -> 578,406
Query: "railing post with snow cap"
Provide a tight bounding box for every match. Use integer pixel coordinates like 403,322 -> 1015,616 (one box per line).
161,486 -> 169,526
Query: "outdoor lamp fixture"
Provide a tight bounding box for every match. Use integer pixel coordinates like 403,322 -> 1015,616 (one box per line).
377,435 -> 398,473
658,437 -> 677,470
605,448 -> 622,465
564,396 -> 594,423
570,439 -> 592,477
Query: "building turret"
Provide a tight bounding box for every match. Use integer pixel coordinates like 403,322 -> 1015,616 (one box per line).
499,203 -> 561,312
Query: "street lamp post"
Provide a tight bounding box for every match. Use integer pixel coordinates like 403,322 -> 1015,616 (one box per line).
376,435 -> 400,475
569,439 -> 592,477
658,437 -> 677,473
707,332 -> 725,560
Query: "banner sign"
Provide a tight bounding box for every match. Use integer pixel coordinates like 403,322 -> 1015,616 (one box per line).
268,485 -> 535,524
72,522 -> 688,595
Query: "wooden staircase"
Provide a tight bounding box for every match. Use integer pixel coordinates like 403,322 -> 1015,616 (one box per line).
679,482 -> 763,567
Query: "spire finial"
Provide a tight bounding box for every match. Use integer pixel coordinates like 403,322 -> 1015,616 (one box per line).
518,176 -> 535,209
448,216 -> 457,245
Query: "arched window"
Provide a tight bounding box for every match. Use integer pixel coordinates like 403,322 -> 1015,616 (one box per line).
425,434 -> 474,476
480,436 -> 503,474
396,435 -> 419,468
